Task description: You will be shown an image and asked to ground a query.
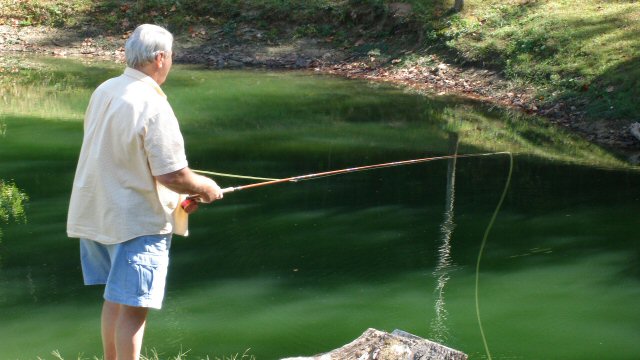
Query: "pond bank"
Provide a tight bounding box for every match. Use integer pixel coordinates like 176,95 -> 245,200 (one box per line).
2,24 -> 638,156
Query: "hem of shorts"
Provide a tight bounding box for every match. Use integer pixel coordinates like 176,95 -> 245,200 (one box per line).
104,294 -> 163,310
69,231 -> 174,245
84,279 -> 107,286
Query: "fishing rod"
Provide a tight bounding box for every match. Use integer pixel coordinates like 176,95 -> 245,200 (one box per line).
181,151 -> 511,211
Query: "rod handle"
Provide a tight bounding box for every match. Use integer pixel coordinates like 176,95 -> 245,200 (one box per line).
180,197 -> 199,213
180,187 -> 236,211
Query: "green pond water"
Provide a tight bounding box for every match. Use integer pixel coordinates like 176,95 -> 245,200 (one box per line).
0,56 -> 639,359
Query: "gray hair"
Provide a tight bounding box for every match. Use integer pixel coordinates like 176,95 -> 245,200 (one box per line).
125,24 -> 173,68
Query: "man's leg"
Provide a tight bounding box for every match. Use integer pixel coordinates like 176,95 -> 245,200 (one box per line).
102,300 -> 120,360
102,300 -> 149,360
96,235 -> 171,359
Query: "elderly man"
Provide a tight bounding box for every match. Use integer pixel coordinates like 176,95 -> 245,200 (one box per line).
67,24 -> 222,360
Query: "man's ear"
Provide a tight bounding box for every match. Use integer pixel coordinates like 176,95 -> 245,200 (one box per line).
155,53 -> 164,68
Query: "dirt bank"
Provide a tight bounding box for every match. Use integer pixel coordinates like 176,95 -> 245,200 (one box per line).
2,24 -> 638,155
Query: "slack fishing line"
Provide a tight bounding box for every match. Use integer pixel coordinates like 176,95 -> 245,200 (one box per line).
188,151 -> 513,358
192,169 -> 279,182
475,151 -> 513,360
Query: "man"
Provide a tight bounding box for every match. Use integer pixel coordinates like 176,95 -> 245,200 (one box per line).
67,24 -> 222,360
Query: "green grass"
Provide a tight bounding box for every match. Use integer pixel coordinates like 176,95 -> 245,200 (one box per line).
425,0 -> 640,121
141,348 -> 255,360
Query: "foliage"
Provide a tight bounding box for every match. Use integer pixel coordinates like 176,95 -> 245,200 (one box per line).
0,0 -> 90,27
0,0 -> 400,40
0,180 -> 28,225
86,0 -> 378,33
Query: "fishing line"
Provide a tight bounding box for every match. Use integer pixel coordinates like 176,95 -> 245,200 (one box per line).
474,151 -> 514,360
192,169 -> 280,181
203,152 -> 511,194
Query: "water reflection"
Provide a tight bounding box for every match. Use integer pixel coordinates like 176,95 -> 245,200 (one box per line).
430,133 -> 459,343
0,180 -> 29,239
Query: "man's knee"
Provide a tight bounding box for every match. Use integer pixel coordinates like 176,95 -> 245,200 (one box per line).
120,304 -> 149,321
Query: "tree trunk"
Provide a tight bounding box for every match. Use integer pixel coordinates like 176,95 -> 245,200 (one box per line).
453,0 -> 464,12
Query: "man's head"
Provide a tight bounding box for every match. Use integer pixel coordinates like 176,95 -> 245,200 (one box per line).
125,24 -> 174,85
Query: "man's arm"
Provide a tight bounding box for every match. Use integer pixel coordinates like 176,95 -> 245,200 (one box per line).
155,167 -> 223,203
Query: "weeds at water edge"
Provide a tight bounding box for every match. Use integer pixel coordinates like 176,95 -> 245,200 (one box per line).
43,348 -> 256,360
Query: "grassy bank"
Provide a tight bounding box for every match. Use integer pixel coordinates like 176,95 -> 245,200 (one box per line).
428,0 -> 639,122
1,0 -> 638,127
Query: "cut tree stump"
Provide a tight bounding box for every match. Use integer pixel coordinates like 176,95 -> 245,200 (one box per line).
281,328 -> 468,360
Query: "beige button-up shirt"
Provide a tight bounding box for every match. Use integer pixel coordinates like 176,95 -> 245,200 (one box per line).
67,68 -> 189,244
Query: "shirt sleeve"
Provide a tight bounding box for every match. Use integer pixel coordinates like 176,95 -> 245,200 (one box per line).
144,104 -> 189,176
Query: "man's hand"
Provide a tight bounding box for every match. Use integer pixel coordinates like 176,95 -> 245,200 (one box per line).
155,167 -> 224,208
195,176 -> 223,203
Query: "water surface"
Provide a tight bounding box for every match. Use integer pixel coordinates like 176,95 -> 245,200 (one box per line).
0,57 -> 638,359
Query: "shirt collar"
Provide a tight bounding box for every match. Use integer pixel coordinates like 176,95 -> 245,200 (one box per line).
123,67 -> 167,99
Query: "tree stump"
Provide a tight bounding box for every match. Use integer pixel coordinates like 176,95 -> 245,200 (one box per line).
281,328 -> 468,360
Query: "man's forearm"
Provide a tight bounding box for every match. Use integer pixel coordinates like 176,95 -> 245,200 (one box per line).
156,167 -> 212,195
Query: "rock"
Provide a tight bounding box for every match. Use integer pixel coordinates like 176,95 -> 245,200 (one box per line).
629,122 -> 640,143
295,57 -> 313,68
225,59 -> 244,68
628,152 -> 640,165
280,328 -> 467,360
389,3 -> 413,18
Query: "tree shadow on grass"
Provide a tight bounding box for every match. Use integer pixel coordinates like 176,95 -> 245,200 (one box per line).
584,56 -> 640,121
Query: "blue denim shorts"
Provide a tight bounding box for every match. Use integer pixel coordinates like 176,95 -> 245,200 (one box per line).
80,234 -> 172,309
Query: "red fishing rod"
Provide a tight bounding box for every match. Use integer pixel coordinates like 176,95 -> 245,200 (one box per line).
181,151 -> 510,211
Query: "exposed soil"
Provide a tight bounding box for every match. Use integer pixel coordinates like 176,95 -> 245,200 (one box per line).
2,24 -> 639,156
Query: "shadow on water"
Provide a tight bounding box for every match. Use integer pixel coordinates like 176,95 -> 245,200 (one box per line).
1,56 -> 639,359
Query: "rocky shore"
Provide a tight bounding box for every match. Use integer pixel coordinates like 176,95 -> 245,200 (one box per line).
2,24 -> 638,155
